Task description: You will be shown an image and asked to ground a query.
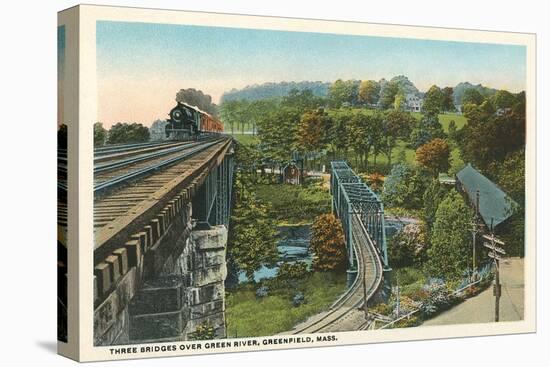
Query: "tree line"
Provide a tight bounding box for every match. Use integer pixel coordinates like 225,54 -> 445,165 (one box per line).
94,122 -> 150,146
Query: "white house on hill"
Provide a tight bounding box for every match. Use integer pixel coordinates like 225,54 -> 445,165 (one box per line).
405,94 -> 423,112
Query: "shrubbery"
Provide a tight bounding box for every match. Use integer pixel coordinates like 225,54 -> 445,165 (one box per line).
274,262 -> 310,289
189,321 -> 216,340
419,279 -> 459,317
310,214 -> 347,272
388,223 -> 428,268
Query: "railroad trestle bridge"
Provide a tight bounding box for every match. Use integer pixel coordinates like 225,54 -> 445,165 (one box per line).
288,161 -> 390,334
89,136 -> 235,345
330,161 -> 390,289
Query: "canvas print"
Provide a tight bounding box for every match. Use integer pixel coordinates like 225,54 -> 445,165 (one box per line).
90,19 -> 528,347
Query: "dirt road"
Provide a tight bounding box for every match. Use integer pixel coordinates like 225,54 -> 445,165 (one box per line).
422,257 -> 524,326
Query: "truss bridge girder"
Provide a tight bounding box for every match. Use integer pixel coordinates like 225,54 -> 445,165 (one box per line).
330,161 -> 389,269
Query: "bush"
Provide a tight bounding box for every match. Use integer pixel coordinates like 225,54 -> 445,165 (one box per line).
406,288 -> 430,303
189,321 -> 216,340
107,122 -> 150,144
382,164 -> 429,209
256,286 -> 269,298
310,214 -> 347,272
293,292 -> 306,307
420,280 -> 459,316
370,302 -> 392,316
393,315 -> 420,328
393,296 -> 422,316
275,262 -> 310,289
388,223 -> 428,268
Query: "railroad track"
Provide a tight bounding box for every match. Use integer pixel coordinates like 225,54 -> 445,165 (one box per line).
93,138 -> 231,232
94,141 -> 193,164
94,140 -> 178,156
290,215 -> 383,334
54,136 -> 231,247
94,138 -> 222,194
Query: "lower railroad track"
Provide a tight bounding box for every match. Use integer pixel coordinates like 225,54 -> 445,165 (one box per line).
288,215 -> 383,334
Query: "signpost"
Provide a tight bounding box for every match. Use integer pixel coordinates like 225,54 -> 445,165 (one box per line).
483,231 -> 505,322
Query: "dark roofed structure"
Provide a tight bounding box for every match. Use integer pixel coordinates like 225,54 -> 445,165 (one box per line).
456,163 -> 518,229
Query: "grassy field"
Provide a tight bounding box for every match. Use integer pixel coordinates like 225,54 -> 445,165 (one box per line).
225,272 -> 347,337
229,133 -> 260,145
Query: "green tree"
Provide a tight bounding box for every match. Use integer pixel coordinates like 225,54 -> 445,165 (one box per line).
248,99 -> 279,136
107,122 -> 150,144
422,85 -> 445,115
415,138 -> 451,177
423,179 -> 448,234
409,113 -> 446,149
382,164 -> 429,209
229,173 -> 278,282
282,89 -> 324,110
234,142 -> 263,175
492,89 -> 516,110
358,80 -> 381,105
426,190 -> 473,280
275,262 -> 310,289
447,120 -> 458,142
328,79 -> 359,108
381,110 -> 415,167
257,106 -> 301,163
461,88 -> 485,106
219,99 -> 241,134
379,81 -> 399,109
94,122 -> 107,147
349,110 -> 383,169
310,213 -> 347,272
389,223 -> 428,268
326,109 -> 353,159
460,94 -> 525,171
393,92 -> 406,111
441,86 -> 456,112
296,109 -> 330,153
490,149 -> 525,257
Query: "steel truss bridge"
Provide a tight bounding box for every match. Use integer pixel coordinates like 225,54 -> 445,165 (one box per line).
331,161 -> 389,281
289,161 -> 389,334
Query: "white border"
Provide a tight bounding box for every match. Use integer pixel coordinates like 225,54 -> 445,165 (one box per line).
68,4 -> 536,361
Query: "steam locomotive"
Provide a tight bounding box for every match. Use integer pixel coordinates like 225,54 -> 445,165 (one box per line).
165,102 -> 224,139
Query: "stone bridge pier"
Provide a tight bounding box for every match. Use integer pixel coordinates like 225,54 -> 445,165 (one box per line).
127,213 -> 228,343
94,147 -> 234,345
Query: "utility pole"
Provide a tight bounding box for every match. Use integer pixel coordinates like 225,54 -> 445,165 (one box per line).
483,219 -> 505,322
363,271 -> 369,318
395,276 -> 400,318
469,190 -> 480,280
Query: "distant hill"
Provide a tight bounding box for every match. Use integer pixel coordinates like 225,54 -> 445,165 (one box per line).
220,79 -> 503,107
453,82 -> 497,106
220,81 -> 331,103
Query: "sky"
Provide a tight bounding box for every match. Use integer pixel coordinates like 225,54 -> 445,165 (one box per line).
97,21 -> 526,127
